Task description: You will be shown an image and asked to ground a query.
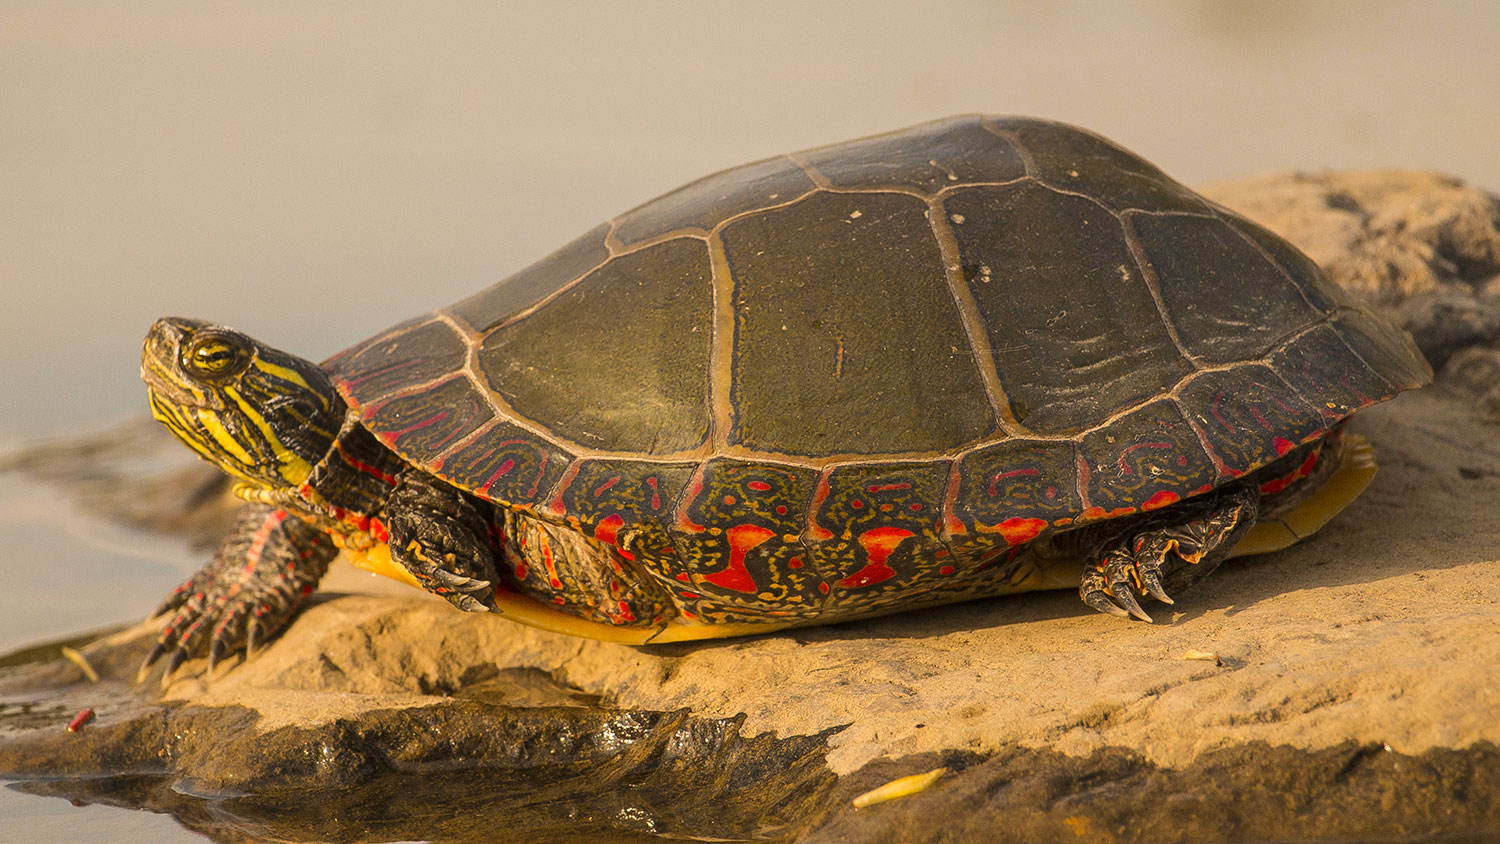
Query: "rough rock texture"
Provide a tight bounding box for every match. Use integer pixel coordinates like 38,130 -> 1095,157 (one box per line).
4,169 -> 1500,843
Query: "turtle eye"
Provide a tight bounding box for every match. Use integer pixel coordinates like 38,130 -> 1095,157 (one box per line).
184,334 -> 251,378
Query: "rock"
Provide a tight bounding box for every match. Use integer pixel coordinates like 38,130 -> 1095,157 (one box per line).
4,171 -> 1500,842
1201,170 -> 1500,309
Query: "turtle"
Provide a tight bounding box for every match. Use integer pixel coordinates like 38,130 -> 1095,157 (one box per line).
137,115 -> 1431,679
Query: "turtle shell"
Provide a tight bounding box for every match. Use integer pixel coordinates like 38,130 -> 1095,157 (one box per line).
326,115 -> 1429,623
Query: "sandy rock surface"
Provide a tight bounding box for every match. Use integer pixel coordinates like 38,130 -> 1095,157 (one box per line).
4,168 -> 1499,842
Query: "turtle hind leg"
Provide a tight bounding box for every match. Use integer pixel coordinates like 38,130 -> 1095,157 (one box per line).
1079,481 -> 1261,622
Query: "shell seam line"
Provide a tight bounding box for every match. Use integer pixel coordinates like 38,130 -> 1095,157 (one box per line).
1119,212 -> 1204,369
926,195 -> 1028,438
706,231 -> 737,449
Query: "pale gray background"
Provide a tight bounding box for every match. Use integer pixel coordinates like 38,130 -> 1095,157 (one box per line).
3,1 -> 1498,442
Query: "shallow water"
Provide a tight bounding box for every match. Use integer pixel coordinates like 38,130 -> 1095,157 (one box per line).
2,2 -> 1497,841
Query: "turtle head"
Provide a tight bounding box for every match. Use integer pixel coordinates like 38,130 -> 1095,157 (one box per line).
141,317 -> 345,494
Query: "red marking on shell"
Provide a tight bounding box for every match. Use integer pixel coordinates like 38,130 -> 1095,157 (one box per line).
67,708 -> 95,733
837,526 -> 914,589
380,411 -> 448,447
997,517 -> 1046,545
1053,517 -> 1073,527
338,357 -> 425,389
987,468 -> 1040,497
776,505 -> 788,515
1117,441 -> 1170,474
1142,490 -> 1181,511
1273,436 -> 1295,455
1250,406 -> 1272,431
543,460 -> 582,519
703,523 -> 775,593
788,557 -> 804,568
674,464 -> 709,533
851,499 -> 864,509
723,494 -> 737,506
369,518 -> 390,543
807,469 -> 834,541
818,582 -> 830,594
676,572 -> 691,582
680,591 -> 701,599
909,503 -> 922,511
1081,505 -> 1135,521
747,480 -> 771,492
1044,485 -> 1057,499
868,482 -> 911,493
646,476 -> 661,511
939,565 -> 955,575
514,557 -> 529,580
593,476 -> 621,497
1192,484 -> 1213,496
594,513 -> 625,545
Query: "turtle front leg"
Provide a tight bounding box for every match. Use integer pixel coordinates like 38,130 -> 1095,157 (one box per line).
140,502 -> 337,682
1079,482 -> 1260,621
384,472 -> 499,613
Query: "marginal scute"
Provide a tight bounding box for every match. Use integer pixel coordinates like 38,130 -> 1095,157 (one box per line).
545,459 -> 696,589
1078,399 -> 1216,519
945,183 -> 1192,434
802,115 -> 1028,194
436,420 -> 572,508
808,461 -> 950,611
479,237 -> 714,456
1130,212 -> 1325,363
1270,323 -> 1400,424
449,223 -> 612,333
669,459 -> 824,620
949,439 -> 1082,543
613,156 -> 816,245
722,190 -> 995,454
329,318 -> 466,404
364,376 -> 495,460
1333,308 -> 1433,392
1176,366 -> 1327,481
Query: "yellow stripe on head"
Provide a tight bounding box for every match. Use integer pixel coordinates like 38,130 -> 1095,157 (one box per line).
224,385 -> 315,486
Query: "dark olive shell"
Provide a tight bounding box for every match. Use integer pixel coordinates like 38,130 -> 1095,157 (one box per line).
326,116 -> 1429,620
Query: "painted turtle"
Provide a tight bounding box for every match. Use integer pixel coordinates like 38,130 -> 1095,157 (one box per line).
139,116 -> 1430,677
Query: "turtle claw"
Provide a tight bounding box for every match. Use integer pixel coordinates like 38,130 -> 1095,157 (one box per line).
137,504 -> 335,685
1111,586 -> 1154,623
1141,573 -> 1174,605
1083,588 -> 1131,618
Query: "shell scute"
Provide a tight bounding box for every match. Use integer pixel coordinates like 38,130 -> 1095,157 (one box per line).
669,459 -> 825,621
435,421 -> 572,508
478,237 -> 714,456
807,461 -> 951,612
1128,211 -> 1324,364
1078,399 -> 1216,520
1176,365 -> 1327,481
944,182 -> 1191,434
613,156 -> 815,245
800,115 -> 1027,194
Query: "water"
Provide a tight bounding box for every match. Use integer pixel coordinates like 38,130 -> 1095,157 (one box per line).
2,2 -> 1497,840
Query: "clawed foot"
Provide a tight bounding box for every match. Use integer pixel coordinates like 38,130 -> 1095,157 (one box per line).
138,505 -> 334,686
1079,484 -> 1259,622
401,540 -> 498,613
